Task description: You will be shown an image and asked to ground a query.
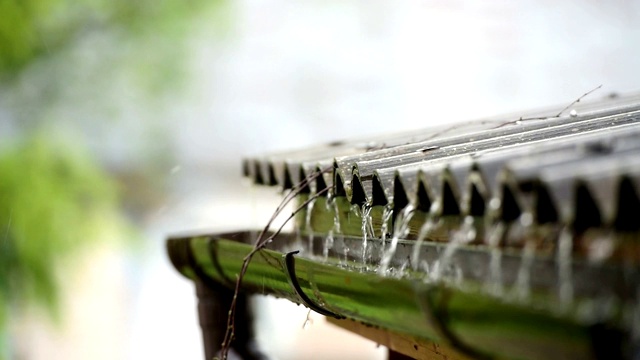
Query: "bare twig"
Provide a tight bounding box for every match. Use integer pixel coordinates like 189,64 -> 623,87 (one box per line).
219,166 -> 332,360
420,85 -> 604,142
554,84 -> 602,118
496,84 -> 604,128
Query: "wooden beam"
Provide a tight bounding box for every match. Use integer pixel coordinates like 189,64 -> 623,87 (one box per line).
326,317 -> 471,360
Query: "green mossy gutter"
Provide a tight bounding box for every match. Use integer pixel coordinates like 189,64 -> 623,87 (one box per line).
165,232 -> 621,359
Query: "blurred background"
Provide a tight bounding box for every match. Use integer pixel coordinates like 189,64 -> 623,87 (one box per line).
0,0 -> 639,359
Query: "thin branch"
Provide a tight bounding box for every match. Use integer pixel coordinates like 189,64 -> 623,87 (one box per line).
219,166 -> 332,360
554,84 -> 603,117
420,85 -> 604,142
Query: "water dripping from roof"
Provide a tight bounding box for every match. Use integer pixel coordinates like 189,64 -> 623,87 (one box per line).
378,204 -> 415,275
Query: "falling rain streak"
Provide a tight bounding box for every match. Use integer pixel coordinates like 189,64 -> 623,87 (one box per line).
431,216 -> 475,283
360,203 -> 374,270
301,189 -> 598,314
378,204 -> 414,275
305,197 -> 316,255
411,217 -> 438,273
486,222 -> 505,296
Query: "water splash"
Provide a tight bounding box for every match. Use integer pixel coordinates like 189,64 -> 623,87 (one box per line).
379,205 -> 394,253
359,202 -> 374,269
393,258 -> 413,279
420,259 -> 430,275
378,204 -> 415,275
411,217 -> 439,271
326,186 -> 336,207
319,196 -> 341,263
557,226 -> 574,307
431,216 -> 476,282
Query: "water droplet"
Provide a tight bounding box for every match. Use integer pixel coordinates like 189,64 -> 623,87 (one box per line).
519,212 -> 533,227
489,198 -> 501,211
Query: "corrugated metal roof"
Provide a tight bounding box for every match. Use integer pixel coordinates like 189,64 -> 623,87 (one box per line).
244,95 -> 640,230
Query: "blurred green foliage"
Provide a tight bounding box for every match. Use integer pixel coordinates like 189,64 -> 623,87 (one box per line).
0,0 -> 227,356
0,133 -> 123,319
0,0 -> 217,77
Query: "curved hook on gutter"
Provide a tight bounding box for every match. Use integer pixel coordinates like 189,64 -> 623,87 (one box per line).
283,251 -> 345,319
